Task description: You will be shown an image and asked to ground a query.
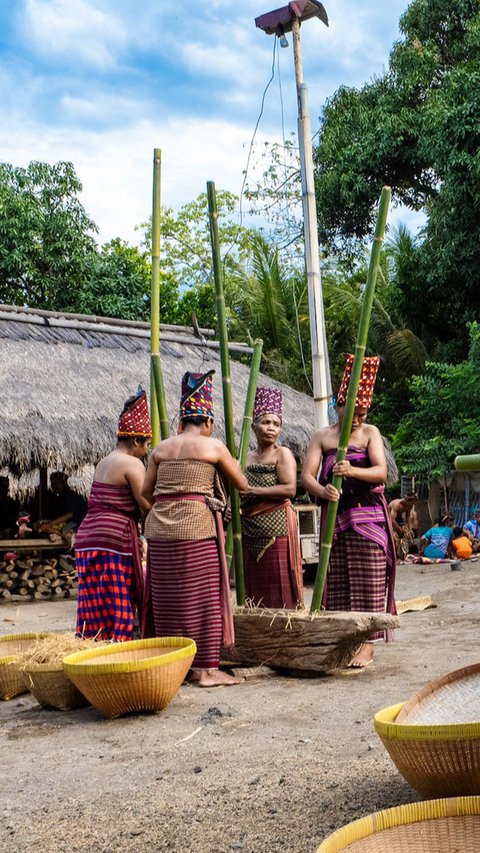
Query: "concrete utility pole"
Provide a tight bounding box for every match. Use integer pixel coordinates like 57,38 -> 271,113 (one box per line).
256,1 -> 331,428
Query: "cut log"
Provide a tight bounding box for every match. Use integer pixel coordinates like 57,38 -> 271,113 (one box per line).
224,608 -> 401,673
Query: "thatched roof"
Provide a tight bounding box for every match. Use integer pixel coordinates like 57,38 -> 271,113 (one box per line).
0,304 -> 314,495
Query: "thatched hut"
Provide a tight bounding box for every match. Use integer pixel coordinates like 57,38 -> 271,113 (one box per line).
0,304 -> 314,501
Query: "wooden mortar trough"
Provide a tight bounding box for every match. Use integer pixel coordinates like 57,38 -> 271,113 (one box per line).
224,608 -> 400,672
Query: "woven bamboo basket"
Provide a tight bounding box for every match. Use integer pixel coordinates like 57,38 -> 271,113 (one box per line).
63,637 -> 196,719
374,703 -> 480,797
317,796 -> 480,852
396,663 -> 480,725
20,664 -> 89,711
0,633 -> 48,700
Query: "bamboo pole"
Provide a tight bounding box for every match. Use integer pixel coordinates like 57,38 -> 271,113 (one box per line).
150,148 -> 170,440
310,186 -> 391,613
224,339 -> 263,599
207,180 -> 245,601
455,454 -> 480,473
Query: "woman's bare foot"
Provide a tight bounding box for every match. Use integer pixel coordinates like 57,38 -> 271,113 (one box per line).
194,668 -> 244,687
348,643 -> 374,668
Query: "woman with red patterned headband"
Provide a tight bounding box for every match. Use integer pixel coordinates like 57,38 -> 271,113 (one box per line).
75,387 -> 152,641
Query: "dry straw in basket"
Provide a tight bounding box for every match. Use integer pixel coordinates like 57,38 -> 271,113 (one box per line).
18,633 -> 110,711
0,633 -> 48,700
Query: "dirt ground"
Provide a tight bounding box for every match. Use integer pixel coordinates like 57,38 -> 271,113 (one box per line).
1,558 -> 479,853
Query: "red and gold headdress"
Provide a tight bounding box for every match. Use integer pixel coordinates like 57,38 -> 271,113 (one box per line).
337,353 -> 380,409
179,370 -> 215,419
117,387 -> 152,437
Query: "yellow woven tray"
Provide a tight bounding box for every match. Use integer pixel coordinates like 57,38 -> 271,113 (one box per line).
374,703 -> 480,797
63,636 -> 196,719
397,663 -> 480,725
317,796 -> 480,852
0,633 -> 48,700
20,664 -> 89,711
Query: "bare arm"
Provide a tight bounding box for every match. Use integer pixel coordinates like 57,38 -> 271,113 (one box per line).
141,454 -> 159,507
244,448 -> 297,500
38,512 -> 73,533
216,445 -> 248,492
300,432 -> 340,503
389,501 -> 403,534
125,459 -> 153,514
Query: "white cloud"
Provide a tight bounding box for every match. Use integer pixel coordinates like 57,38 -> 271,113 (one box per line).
22,0 -> 127,69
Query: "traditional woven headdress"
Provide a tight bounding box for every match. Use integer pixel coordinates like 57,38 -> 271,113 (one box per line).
336,353 -> 380,409
179,370 -> 215,419
117,387 -> 152,437
253,386 -> 283,423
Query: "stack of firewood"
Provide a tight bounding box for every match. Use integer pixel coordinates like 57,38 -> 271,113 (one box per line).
0,556 -> 77,601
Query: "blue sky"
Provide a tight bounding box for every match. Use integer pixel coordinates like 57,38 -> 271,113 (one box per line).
0,0 -> 414,245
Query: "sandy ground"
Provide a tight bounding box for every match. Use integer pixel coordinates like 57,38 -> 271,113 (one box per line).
1,558 -> 479,853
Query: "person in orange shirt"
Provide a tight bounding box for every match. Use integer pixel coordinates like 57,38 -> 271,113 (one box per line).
452,526 -> 473,560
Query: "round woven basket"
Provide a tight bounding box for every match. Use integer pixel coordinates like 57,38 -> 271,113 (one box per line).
374,703 -> 480,797
0,633 -> 48,700
63,636 -> 196,719
317,796 -> 480,852
396,663 -> 480,725
20,664 -> 89,711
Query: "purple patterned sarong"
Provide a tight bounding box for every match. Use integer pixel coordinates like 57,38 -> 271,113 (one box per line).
317,446 -> 397,641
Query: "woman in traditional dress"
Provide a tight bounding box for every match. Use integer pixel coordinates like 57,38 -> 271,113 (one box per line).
241,387 -> 303,609
142,370 -> 248,688
301,355 -> 396,668
75,388 -> 152,641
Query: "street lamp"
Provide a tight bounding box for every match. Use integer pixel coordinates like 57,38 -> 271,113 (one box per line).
255,1 -> 330,429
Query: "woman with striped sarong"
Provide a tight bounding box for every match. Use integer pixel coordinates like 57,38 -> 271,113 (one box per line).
301,354 -> 396,668
75,388 -> 152,641
142,370 -> 248,688
241,386 -> 303,610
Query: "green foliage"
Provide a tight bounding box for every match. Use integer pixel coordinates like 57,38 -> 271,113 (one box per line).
392,322 -> 480,476
0,160 -> 98,310
69,238 -> 152,321
314,0 -> 480,357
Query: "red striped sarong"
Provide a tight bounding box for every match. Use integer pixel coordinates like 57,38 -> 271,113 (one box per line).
75,482 -> 143,641
147,538 -> 222,670
241,499 -> 303,609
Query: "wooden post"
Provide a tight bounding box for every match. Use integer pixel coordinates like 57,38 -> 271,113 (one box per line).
310,187 -> 391,613
207,180 -> 245,601
150,148 -> 170,440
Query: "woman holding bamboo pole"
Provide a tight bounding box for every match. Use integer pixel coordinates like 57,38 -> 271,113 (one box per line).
301,355 -> 396,668
240,387 -> 303,609
141,370 -> 248,688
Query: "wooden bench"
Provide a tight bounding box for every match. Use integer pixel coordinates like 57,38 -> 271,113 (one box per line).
0,538 -> 65,553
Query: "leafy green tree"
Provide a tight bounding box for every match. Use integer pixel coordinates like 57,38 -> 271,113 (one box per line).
0,160 -> 98,310
70,238 -> 179,323
392,322 -> 480,477
314,0 -> 480,357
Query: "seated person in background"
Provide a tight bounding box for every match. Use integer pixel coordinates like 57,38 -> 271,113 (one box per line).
16,510 -> 33,539
463,509 -> 480,553
420,513 -> 454,559
389,493 -> 418,561
451,526 -> 473,560
35,472 -> 86,549
0,476 -> 19,538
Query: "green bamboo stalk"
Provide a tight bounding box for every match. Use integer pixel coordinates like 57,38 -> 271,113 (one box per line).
454,454 -> 480,472
310,186 -> 391,613
239,339 -> 264,470
207,180 -> 245,602
224,339 -> 263,598
150,148 -> 170,440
